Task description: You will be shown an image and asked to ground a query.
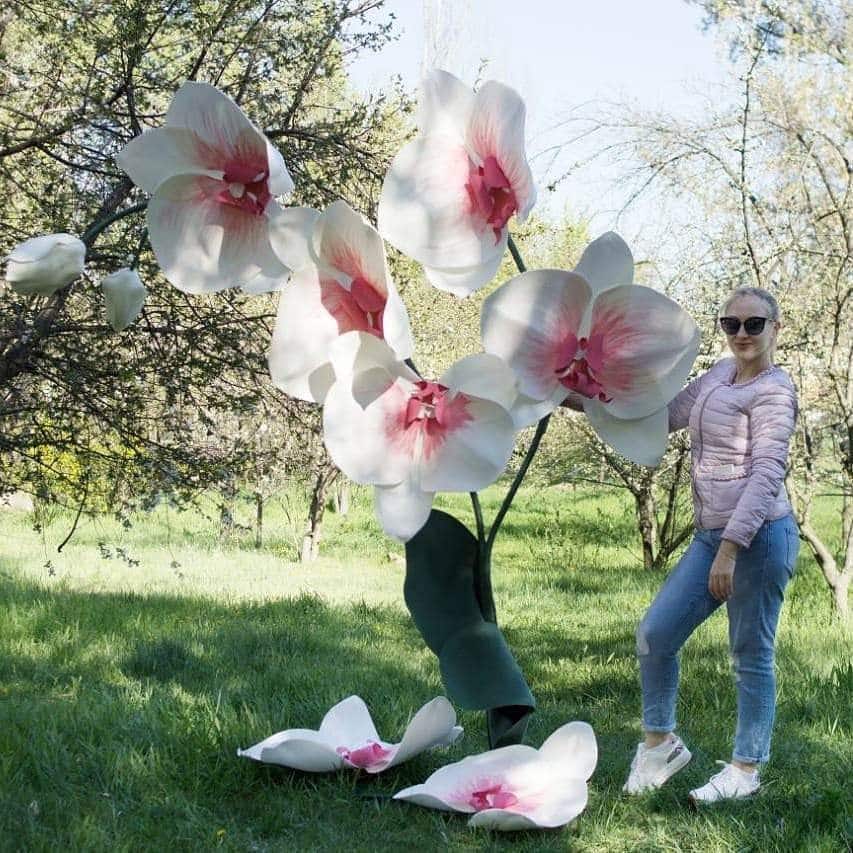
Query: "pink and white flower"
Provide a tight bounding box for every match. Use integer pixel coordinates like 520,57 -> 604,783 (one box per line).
378,70 -> 536,297
117,82 -> 317,295
323,332 -> 518,541
481,232 -> 699,466
394,720 -> 597,831
237,695 -> 462,774
4,233 -> 86,296
101,268 -> 147,331
268,200 -> 412,402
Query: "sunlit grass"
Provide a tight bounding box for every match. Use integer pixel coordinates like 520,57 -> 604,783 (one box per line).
1,486 -> 850,851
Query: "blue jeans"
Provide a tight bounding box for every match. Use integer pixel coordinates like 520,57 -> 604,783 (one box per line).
636,514 -> 799,764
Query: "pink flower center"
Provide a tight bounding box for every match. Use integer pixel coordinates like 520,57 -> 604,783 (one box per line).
468,783 -> 519,811
389,381 -> 474,461
215,157 -> 271,216
336,740 -> 393,770
555,332 -> 611,402
320,276 -> 387,339
465,155 -> 518,243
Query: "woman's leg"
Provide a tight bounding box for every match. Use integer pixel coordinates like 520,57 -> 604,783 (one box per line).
637,530 -> 723,738
727,514 -> 799,766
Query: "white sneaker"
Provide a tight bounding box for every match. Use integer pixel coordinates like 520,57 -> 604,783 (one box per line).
688,761 -> 760,804
623,735 -> 692,794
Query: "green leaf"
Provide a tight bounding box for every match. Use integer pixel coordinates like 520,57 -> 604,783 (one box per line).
404,510 -> 534,747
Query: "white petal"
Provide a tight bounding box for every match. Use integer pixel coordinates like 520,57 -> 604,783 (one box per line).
328,331 -> 418,387
537,721 -> 598,781
238,728 -> 343,772
393,785 -> 460,813
312,201 -> 388,295
165,82 -> 264,157
266,204 -> 319,273
416,70 -> 474,140
467,81 -> 536,220
146,174 -> 289,294
268,265 -> 338,402
101,268 -> 147,331
5,233 -> 86,296
383,696 -> 460,771
584,400 -> 669,467
323,375 -> 412,486
509,390 -> 564,430
378,135 -> 502,272
471,778 -> 588,830
439,353 -> 517,411
421,237 -> 506,297
589,285 -> 700,419
481,270 -> 591,401
116,127 -> 215,194
467,810 -> 541,831
374,480 -> 435,543
265,138 -> 294,197
382,282 -> 414,359
418,396 -> 515,493
573,231 -> 634,295
317,695 -> 381,749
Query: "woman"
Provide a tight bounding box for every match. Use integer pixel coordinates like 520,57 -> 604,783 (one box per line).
621,286 -> 800,803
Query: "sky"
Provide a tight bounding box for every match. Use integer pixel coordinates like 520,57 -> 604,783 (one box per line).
347,0 -> 737,248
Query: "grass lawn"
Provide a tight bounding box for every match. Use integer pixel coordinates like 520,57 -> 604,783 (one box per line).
1,485 -> 851,852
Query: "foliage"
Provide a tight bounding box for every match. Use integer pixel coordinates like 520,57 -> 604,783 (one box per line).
0,0 -> 408,519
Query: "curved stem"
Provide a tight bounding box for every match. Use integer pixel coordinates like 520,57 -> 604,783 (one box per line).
470,491 -> 485,545
507,234 -> 527,273
81,201 -> 147,247
485,414 -> 551,559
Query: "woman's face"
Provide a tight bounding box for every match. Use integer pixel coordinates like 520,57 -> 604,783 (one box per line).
720,294 -> 778,368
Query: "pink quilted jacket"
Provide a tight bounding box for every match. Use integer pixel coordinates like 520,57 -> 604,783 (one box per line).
667,357 -> 798,548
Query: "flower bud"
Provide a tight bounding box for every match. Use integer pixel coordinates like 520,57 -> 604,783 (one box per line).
101,268 -> 147,331
4,233 -> 86,296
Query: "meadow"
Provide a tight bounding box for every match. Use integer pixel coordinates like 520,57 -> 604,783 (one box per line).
1,485 -> 850,852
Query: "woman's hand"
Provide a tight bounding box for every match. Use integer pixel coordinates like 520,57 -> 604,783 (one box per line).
709,540 -> 739,601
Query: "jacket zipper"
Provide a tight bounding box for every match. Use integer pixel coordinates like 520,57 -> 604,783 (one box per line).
692,383 -> 727,529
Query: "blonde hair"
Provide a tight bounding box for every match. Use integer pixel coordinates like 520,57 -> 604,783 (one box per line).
720,287 -> 780,322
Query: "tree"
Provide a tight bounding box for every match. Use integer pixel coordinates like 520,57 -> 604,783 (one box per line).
0,1 -> 408,541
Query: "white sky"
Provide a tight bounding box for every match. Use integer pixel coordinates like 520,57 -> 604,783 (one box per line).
347,0 -> 736,250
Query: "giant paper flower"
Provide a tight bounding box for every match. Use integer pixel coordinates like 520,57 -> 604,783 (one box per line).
4,233 -> 86,296
394,721 -> 597,831
237,695 -> 462,773
268,200 -> 412,402
323,332 -> 518,541
117,82 -> 317,294
378,70 -> 535,297
481,232 -> 699,466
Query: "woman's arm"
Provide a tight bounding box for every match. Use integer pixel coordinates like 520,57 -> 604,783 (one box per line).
667,371 -> 706,433
721,380 -> 798,548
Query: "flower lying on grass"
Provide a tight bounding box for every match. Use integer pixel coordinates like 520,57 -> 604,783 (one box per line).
238,695 -> 462,773
394,721 -> 596,831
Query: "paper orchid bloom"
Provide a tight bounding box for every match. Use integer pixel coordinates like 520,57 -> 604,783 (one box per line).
237,695 -> 462,774
117,81 -> 317,295
378,70 -> 536,297
4,233 -> 86,296
101,268 -> 147,332
481,232 -> 699,466
394,720 -> 597,831
268,200 -> 413,402
322,332 -> 519,541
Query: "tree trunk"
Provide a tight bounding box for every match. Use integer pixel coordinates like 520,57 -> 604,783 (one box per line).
300,466 -> 337,562
219,475 -> 236,542
254,491 -> 263,549
636,484 -> 657,570
833,573 -> 850,620
333,479 -> 350,516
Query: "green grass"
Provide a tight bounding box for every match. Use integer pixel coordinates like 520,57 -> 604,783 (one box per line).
1,486 -> 851,852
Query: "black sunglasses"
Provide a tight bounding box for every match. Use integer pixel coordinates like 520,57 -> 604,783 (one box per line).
719,316 -> 770,336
